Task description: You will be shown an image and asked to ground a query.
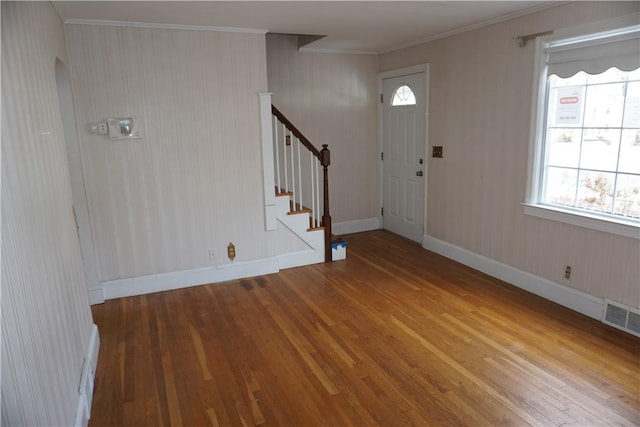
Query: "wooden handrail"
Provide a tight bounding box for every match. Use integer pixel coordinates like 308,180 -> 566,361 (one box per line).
272,105 -> 321,159
272,104 -> 332,262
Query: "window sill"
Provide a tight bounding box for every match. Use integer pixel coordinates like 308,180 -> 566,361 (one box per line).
522,203 -> 640,239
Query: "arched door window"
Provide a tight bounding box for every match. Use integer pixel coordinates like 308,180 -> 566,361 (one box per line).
391,85 -> 416,106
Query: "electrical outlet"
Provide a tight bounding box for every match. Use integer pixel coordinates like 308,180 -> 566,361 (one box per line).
208,248 -> 216,261
565,265 -> 571,279
89,122 -> 108,135
227,242 -> 236,261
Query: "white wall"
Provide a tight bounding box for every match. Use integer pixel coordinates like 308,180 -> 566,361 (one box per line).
380,2 -> 640,307
267,35 -> 379,225
1,2 -> 96,425
65,24 -> 273,287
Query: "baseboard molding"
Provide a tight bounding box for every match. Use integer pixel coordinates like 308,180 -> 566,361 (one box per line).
422,235 -> 604,320
277,249 -> 324,269
333,217 -> 381,235
101,258 -> 279,300
87,287 -> 105,305
75,324 -> 100,427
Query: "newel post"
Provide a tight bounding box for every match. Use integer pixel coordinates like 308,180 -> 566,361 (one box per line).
321,144 -> 332,262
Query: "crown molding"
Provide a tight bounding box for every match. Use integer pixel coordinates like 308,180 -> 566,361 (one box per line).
381,2 -> 570,54
64,19 -> 268,34
299,47 -> 378,56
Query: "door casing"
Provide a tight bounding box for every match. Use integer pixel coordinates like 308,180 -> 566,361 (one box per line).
378,64 -> 429,243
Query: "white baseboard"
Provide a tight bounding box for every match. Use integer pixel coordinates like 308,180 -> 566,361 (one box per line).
333,217 -> 381,235
277,249 -> 325,269
101,258 -> 279,300
422,235 -> 604,320
75,324 -> 100,427
87,287 -> 105,305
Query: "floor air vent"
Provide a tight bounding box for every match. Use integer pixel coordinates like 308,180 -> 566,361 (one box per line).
603,300 -> 640,338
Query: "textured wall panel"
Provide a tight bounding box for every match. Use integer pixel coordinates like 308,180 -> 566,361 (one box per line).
66,24 -> 272,283
1,2 -> 94,425
267,35 -> 379,223
380,2 -> 640,307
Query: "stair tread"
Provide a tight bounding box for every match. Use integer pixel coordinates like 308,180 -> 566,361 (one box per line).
308,227 -> 325,231
288,208 -> 312,215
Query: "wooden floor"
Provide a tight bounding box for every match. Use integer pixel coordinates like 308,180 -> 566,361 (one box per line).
89,230 -> 640,426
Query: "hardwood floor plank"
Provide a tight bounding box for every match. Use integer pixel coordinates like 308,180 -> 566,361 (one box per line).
89,230 -> 640,426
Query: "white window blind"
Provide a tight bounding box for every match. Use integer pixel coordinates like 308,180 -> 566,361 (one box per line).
546,26 -> 640,78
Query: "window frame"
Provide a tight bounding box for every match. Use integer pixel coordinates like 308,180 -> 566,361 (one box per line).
524,15 -> 640,240
391,84 -> 417,106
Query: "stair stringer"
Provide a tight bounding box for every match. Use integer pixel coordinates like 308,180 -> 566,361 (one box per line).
275,194 -> 325,269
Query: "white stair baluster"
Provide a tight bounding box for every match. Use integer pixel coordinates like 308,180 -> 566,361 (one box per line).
282,123 -> 288,195
310,151 -> 315,228
297,137 -> 302,212
315,157 -> 321,227
274,116 -> 280,192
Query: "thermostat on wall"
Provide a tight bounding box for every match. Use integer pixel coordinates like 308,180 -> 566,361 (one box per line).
108,117 -> 142,139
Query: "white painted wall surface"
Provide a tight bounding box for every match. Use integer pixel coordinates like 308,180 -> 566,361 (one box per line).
1,2 -> 96,424
379,1 -> 640,307
267,35 -> 379,224
65,24 -> 273,284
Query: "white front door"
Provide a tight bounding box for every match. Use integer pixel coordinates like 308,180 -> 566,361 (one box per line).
382,72 -> 426,243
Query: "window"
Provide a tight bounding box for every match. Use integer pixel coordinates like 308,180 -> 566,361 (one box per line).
527,22 -> 640,238
391,85 -> 416,106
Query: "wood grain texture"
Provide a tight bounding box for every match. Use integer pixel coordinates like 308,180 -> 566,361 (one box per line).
379,1 -> 640,307
90,230 -> 640,426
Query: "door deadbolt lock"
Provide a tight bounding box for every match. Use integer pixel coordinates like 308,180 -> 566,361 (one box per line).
416,171 -> 423,176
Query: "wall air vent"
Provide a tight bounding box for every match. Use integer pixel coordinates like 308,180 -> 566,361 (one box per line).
603,299 -> 640,338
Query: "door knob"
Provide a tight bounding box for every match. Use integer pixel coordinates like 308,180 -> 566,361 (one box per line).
416,171 -> 423,176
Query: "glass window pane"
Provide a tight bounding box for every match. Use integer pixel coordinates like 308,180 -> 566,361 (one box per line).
547,128 -> 581,168
548,85 -> 585,127
576,170 -> 614,213
579,128 -> 621,171
618,130 -> 640,174
549,72 -> 587,88
391,85 -> 416,106
614,174 -> 640,219
586,67 -> 628,84
623,81 -> 640,128
543,167 -> 577,207
583,83 -> 625,128
628,67 -> 640,81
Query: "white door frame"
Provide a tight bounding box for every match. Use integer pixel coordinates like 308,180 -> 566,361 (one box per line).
377,64 -> 430,240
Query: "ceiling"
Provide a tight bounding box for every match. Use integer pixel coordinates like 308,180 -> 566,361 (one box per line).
52,1 -> 562,53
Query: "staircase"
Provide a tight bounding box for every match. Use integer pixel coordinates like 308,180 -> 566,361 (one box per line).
258,93 -> 346,269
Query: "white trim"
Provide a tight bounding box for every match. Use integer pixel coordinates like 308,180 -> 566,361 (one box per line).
298,47 -> 378,56
525,13 -> 640,241
545,13 -> 640,44
379,64 -> 427,80
422,235 -> 604,320
380,2 -> 568,54
101,258 -> 279,300
277,249 -> 324,269
523,204 -> 640,240
258,92 -> 277,231
74,324 -> 100,427
378,65 -> 429,240
87,287 -> 105,305
64,19 -> 268,34
332,217 -> 381,235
